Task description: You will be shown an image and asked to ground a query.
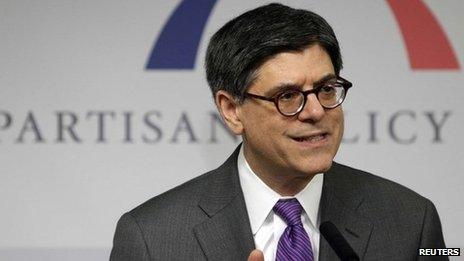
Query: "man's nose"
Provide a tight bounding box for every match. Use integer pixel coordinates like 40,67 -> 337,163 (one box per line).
297,94 -> 325,122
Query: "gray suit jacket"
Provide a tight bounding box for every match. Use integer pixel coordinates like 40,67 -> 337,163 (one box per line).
110,146 -> 446,260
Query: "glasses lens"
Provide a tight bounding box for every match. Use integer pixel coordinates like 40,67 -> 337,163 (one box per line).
277,90 -> 304,115
317,83 -> 346,108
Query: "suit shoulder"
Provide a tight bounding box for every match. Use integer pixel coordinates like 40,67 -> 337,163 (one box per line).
127,169 -> 216,220
329,163 -> 446,257
331,162 -> 432,206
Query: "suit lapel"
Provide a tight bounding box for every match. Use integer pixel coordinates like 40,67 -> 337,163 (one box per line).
192,149 -> 374,260
319,162 -> 373,261
193,146 -> 255,260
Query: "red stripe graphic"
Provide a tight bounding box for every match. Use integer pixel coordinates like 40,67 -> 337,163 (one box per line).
386,0 -> 460,70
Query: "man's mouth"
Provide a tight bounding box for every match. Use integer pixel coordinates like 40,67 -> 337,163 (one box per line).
291,133 -> 329,144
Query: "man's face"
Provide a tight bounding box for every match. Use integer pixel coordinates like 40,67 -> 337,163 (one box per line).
238,44 -> 344,177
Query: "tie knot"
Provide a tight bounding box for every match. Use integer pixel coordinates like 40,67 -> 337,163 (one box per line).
273,198 -> 303,226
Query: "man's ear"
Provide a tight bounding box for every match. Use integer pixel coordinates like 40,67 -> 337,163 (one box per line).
215,90 -> 244,135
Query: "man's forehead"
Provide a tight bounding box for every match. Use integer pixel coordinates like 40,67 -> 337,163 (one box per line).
258,73 -> 337,96
251,45 -> 335,91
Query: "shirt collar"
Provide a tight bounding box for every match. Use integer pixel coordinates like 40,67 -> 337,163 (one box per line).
294,172 -> 323,229
237,146 -> 324,235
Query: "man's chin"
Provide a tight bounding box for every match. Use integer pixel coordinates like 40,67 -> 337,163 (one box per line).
299,159 -> 333,175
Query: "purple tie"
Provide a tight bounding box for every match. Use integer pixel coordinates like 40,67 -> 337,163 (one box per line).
274,199 -> 314,261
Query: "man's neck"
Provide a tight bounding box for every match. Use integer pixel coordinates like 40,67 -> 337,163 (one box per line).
242,145 -> 315,196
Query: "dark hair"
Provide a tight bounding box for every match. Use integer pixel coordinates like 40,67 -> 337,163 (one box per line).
205,3 -> 343,102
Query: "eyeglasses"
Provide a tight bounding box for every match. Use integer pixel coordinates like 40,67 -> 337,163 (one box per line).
244,76 -> 352,116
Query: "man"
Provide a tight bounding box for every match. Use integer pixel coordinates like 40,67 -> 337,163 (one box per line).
110,3 -> 446,260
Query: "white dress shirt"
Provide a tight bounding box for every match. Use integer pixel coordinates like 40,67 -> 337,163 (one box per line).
237,146 -> 324,261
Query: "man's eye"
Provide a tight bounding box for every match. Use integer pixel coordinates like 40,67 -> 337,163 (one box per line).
321,86 -> 336,93
279,91 -> 300,101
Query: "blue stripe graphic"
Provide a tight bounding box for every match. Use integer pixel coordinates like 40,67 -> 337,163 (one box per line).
146,0 -> 218,69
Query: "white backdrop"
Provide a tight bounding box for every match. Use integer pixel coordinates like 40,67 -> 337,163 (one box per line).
1,0 -> 463,260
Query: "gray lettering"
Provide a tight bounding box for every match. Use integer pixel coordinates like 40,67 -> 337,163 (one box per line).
424,111 -> 451,143
123,111 -> 133,143
368,111 -> 379,143
16,111 -> 45,143
143,111 -> 162,143
389,110 -> 416,144
171,112 -> 197,143
341,111 -> 359,144
0,110 -> 12,143
86,111 -> 115,143
56,111 -> 81,143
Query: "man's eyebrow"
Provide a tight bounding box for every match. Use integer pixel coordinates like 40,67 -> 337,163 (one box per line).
313,73 -> 337,86
264,73 -> 337,96
264,83 -> 300,96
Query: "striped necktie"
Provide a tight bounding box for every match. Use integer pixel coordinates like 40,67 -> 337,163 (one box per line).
274,198 -> 314,261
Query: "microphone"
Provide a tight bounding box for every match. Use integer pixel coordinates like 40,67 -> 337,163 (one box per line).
320,221 -> 359,261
